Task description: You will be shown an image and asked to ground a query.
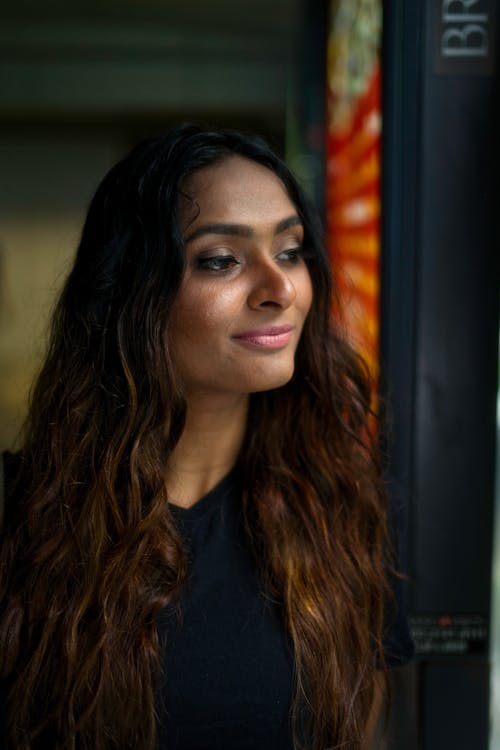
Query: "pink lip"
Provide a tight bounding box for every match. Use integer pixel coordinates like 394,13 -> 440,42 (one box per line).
232,325 -> 295,349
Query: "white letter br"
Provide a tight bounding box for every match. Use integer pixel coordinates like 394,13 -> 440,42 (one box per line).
441,23 -> 489,57
438,0 -> 493,72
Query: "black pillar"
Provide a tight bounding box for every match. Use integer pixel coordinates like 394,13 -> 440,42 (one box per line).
381,0 -> 499,746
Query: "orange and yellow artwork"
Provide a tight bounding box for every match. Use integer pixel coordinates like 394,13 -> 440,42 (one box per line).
326,0 -> 382,383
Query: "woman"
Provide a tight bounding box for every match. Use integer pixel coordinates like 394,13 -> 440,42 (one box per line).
0,125 -> 413,750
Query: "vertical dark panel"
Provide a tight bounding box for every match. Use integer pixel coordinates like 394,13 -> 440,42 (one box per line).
381,0 -> 499,745
421,661 -> 490,749
286,0 -> 328,215
414,0 -> 498,615
380,0 -> 423,580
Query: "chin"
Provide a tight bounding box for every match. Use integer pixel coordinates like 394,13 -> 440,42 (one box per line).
245,365 -> 296,394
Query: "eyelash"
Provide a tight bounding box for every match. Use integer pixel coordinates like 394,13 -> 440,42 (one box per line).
195,255 -> 239,272
195,247 -> 305,273
277,246 -> 304,264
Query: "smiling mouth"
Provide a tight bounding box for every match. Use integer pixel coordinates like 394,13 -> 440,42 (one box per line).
231,325 -> 295,349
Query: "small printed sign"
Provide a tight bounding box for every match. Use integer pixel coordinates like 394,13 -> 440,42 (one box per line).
409,614 -> 489,656
435,0 -> 496,75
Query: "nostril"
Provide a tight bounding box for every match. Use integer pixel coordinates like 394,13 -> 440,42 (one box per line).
258,300 -> 283,309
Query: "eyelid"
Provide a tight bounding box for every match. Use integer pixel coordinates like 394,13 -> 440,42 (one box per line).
191,247 -> 235,263
194,245 -> 235,257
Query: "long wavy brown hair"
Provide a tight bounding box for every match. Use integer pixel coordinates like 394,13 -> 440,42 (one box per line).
0,125 -> 393,749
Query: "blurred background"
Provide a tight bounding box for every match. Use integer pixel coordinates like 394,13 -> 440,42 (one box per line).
0,0 -> 499,747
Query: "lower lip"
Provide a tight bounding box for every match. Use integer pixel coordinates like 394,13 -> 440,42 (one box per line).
232,331 -> 294,349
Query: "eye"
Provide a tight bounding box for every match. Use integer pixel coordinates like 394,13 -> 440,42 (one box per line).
195,254 -> 239,272
276,246 -> 304,264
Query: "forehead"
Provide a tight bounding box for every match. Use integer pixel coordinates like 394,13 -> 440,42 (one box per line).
179,155 -> 297,229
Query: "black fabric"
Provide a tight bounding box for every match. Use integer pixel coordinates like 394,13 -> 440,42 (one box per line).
157,468 -> 295,750
157,467 -> 414,750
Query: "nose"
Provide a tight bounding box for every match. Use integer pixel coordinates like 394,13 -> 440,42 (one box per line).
247,259 -> 297,310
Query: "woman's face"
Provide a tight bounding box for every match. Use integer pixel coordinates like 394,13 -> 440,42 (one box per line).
169,155 -> 313,398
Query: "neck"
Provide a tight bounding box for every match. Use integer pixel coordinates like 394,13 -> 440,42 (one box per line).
166,392 -> 249,508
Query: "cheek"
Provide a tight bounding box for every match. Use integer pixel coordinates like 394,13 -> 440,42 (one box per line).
170,283 -> 239,343
298,270 -> 314,319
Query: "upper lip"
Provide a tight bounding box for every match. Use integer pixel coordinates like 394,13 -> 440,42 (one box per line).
232,324 -> 295,338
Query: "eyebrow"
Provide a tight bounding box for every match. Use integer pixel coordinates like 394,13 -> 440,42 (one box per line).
184,215 -> 303,244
